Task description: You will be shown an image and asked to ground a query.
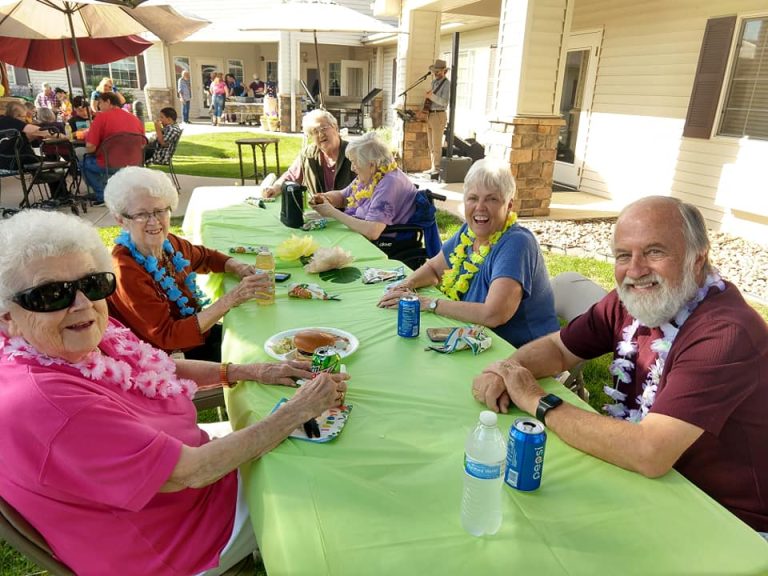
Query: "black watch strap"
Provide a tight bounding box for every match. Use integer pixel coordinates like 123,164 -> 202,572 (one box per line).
536,393 -> 563,425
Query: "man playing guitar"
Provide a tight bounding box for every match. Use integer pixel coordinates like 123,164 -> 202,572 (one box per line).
423,59 -> 451,179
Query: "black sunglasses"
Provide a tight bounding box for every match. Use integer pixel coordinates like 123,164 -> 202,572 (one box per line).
12,272 -> 116,313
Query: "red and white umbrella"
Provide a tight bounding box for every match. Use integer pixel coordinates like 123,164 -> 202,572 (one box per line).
0,35 -> 153,71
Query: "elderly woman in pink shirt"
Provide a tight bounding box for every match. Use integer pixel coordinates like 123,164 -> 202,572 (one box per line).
0,210 -> 349,575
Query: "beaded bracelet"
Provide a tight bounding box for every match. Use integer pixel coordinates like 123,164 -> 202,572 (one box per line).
220,362 -> 232,388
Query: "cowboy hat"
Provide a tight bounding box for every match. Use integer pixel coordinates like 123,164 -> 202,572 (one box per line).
429,59 -> 448,71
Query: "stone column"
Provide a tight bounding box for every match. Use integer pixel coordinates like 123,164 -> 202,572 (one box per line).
486,116 -> 564,217
371,95 -> 383,129
144,87 -> 172,122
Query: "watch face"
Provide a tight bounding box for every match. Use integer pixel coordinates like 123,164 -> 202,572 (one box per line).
542,394 -> 562,409
429,299 -> 437,310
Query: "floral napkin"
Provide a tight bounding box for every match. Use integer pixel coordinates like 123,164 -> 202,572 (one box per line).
426,325 -> 492,355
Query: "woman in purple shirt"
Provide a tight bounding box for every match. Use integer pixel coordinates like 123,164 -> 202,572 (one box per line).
309,132 -> 418,240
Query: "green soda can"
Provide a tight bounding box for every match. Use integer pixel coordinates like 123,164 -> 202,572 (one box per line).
311,346 -> 342,374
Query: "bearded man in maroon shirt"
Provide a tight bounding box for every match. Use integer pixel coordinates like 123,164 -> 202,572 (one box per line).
472,196 -> 768,536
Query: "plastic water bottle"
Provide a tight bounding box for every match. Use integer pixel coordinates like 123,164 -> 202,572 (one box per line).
64,123 -> 73,141
254,248 -> 275,305
461,411 -> 506,536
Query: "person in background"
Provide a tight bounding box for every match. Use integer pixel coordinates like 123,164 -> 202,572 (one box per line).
105,167 -> 269,361
34,82 -> 58,111
177,70 -> 192,124
263,109 -> 356,198
209,73 -> 227,127
90,77 -> 125,114
23,102 -> 35,124
144,107 -> 182,165
0,209 -> 349,576
80,92 -> 144,205
423,59 -> 451,179
309,131 -> 418,241
34,107 -> 63,135
68,96 -> 91,133
0,102 -> 53,168
248,74 -> 265,99
378,158 -> 559,348
54,88 -> 72,122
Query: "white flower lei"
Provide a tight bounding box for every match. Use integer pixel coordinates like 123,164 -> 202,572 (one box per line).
0,323 -> 197,399
604,271 -> 725,422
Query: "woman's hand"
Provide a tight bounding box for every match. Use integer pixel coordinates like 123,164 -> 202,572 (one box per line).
377,283 -> 413,308
291,372 -> 349,416
263,184 -> 281,198
225,272 -> 273,308
225,258 -> 257,279
239,360 -> 314,386
312,199 -> 336,217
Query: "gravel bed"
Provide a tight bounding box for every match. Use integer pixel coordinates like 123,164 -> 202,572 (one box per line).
524,218 -> 768,302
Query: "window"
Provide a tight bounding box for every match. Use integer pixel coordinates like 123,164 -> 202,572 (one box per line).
329,62 -> 341,96
227,59 -> 244,84
174,56 -> 190,85
5,63 -> 16,86
718,16 -> 768,140
455,51 -> 473,110
266,61 -> 278,83
84,57 -> 139,89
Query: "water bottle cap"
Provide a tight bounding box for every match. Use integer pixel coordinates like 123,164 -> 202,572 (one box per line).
479,411 -> 497,427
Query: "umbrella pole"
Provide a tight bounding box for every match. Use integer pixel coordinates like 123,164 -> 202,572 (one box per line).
61,39 -> 74,99
66,7 -> 92,120
314,30 -> 324,109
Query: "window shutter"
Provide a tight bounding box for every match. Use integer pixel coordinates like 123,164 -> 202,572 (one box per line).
683,16 -> 737,139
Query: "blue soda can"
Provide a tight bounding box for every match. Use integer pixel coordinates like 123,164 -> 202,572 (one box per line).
504,417 -> 547,491
397,294 -> 420,338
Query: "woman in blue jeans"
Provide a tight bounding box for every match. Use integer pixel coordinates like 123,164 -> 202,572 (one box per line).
209,73 -> 227,126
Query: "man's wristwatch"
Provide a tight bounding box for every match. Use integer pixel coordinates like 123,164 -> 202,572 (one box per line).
535,393 -> 563,425
428,298 -> 439,313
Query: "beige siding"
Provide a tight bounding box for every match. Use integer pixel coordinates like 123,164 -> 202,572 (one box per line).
571,0 -> 768,242
382,45 -> 397,126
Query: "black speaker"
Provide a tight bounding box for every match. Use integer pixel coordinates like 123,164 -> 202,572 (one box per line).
280,182 -> 306,228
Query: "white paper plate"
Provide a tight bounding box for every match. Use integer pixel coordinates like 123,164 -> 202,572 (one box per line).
264,327 -> 359,361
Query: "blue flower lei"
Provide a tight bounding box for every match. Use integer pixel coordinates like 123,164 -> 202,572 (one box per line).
115,230 -> 211,317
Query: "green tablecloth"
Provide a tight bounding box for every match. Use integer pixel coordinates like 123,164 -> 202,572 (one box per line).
184,187 -> 768,576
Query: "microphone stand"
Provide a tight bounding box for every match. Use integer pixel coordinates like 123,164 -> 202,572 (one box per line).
397,71 -> 431,173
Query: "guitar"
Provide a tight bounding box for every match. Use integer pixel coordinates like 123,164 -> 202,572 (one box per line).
420,78 -> 446,119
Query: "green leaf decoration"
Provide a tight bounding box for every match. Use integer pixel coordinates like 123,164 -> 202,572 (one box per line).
319,267 -> 362,284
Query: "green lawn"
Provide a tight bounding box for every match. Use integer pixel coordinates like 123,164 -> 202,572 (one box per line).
154,131 -> 304,180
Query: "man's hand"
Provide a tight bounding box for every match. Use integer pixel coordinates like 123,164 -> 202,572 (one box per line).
471,370 -> 511,413
476,360 -> 546,416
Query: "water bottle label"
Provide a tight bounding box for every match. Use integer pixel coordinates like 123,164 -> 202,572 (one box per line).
464,456 -> 502,480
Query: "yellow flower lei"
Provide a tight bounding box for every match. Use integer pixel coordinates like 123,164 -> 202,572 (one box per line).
439,212 -> 518,300
346,160 -> 398,209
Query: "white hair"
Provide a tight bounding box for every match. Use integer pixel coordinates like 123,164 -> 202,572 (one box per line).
36,107 -> 55,123
0,211 -> 112,313
104,167 -> 179,217
345,132 -> 393,169
301,109 -> 338,136
463,158 -> 516,201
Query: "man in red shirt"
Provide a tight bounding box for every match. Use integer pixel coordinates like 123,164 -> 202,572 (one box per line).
472,196 -> 768,535
81,91 -> 144,205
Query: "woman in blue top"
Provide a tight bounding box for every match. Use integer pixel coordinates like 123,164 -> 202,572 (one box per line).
378,158 -> 559,348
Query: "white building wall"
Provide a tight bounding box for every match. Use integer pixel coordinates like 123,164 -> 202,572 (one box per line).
571,0 -> 768,242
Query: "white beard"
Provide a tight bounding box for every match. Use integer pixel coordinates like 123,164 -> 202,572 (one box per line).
617,266 -> 699,327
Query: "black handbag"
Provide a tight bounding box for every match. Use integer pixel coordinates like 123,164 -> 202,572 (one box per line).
280,182 -> 306,228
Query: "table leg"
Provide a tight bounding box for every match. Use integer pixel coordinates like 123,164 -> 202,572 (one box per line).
274,142 -> 281,174
237,143 -> 245,186
251,145 -> 259,186
260,145 -> 268,182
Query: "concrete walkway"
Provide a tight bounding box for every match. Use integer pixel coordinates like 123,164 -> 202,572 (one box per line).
0,121 -> 620,228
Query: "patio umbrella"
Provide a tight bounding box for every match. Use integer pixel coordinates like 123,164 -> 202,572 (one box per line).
238,0 -> 397,108
0,35 -> 153,71
0,0 -> 208,100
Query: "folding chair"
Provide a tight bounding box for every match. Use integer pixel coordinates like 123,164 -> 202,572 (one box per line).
0,495 -> 75,576
0,129 -> 70,212
550,271 -> 608,401
39,137 -> 88,215
146,127 -> 183,191
374,189 -> 445,270
83,131 -> 148,201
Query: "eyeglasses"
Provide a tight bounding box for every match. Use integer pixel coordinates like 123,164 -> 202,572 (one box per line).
121,207 -> 172,223
309,124 -> 334,137
12,272 -> 116,313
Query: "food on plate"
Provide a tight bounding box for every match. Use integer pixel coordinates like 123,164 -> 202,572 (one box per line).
294,330 -> 338,355
271,337 -> 294,355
